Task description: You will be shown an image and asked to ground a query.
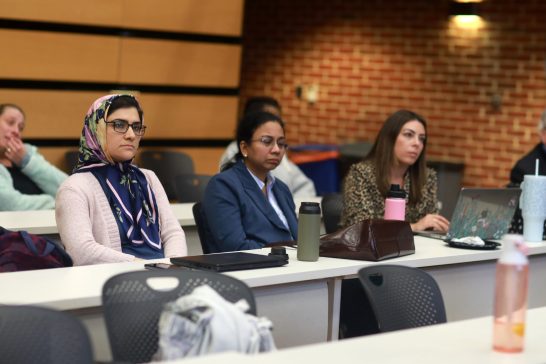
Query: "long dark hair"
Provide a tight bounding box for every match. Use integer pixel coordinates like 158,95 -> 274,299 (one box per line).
365,109 -> 428,204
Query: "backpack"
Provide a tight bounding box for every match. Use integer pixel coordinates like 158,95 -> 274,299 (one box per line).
0,227 -> 73,272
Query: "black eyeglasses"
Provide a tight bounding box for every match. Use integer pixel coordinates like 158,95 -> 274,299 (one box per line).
105,119 -> 146,136
250,136 -> 288,150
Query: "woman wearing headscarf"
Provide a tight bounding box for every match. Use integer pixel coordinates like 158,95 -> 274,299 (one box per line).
55,94 -> 187,265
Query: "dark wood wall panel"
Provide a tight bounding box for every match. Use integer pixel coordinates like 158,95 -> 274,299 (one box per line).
0,30 -> 120,82
119,39 -> 241,87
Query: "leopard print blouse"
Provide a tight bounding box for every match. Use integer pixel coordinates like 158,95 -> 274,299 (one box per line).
340,160 -> 439,227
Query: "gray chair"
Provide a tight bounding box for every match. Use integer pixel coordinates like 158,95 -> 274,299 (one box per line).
138,150 -> 195,200
0,305 -> 94,364
174,173 -> 212,203
321,193 -> 343,233
357,265 -> 447,332
102,269 -> 256,363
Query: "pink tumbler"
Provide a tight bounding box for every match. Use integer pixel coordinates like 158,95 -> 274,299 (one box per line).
384,184 -> 406,221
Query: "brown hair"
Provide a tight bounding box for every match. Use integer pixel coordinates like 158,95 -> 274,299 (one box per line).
365,109 -> 428,204
0,104 -> 25,119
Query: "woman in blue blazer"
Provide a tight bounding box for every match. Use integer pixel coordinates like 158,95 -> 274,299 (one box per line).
203,111 -> 298,252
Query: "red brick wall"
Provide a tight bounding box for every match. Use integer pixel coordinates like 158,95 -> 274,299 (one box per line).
239,0 -> 546,187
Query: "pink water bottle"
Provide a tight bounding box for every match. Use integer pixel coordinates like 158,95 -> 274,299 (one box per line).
493,234 -> 529,353
384,184 -> 406,221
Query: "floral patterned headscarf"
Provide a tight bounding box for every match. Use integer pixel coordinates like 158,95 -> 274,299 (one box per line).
73,94 -> 163,258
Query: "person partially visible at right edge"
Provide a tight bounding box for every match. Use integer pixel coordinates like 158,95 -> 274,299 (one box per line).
341,109 -> 449,232
510,109 -> 546,185
55,94 -> 187,265
204,111 -> 298,253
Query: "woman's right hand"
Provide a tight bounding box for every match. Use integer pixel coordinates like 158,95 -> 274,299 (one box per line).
411,214 -> 450,233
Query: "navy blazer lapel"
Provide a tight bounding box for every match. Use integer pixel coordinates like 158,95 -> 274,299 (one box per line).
234,161 -> 291,232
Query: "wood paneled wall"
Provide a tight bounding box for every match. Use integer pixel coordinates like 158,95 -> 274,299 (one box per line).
0,0 -> 243,175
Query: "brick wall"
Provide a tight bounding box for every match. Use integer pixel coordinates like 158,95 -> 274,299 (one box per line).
239,0 -> 546,187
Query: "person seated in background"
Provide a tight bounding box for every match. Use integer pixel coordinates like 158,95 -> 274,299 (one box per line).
510,109 -> 546,185
204,111 -> 298,252
0,103 -> 67,211
340,109 -> 449,232
219,96 -> 317,198
55,94 -> 187,265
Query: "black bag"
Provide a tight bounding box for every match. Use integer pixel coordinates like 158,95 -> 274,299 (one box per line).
0,227 -> 73,272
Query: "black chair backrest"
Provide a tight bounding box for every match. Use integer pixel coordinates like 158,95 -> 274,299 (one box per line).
102,269 -> 256,363
174,173 -> 212,203
138,150 -> 195,200
192,202 -> 214,254
64,150 -> 80,173
0,305 -> 94,364
357,265 -> 447,333
321,193 -> 343,233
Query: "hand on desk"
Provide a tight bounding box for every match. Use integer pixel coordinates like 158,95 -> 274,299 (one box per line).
411,214 -> 450,233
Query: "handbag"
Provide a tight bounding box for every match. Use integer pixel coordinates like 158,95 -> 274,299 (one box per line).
319,219 -> 415,261
0,227 -> 73,272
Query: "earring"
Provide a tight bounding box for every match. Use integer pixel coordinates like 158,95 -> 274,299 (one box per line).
243,154 -> 248,158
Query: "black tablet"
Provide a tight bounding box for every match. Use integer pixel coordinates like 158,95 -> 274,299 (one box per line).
170,252 -> 288,272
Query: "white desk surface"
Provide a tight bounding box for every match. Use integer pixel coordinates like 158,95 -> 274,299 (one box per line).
173,306 -> 546,364
0,197 -> 322,234
2,237 -> 546,311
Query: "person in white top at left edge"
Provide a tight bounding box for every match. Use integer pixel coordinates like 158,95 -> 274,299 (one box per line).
55,94 -> 187,265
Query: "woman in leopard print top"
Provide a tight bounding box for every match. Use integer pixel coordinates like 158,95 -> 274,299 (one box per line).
340,110 -> 450,232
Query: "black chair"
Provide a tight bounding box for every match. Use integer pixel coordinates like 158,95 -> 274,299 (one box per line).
102,269 -> 256,363
192,202 -> 214,254
357,265 -> 447,333
138,150 -> 195,200
174,173 -> 212,203
0,305 -> 94,364
64,150 -> 80,173
321,193 -> 343,233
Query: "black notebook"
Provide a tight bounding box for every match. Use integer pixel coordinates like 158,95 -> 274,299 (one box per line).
170,252 -> 288,272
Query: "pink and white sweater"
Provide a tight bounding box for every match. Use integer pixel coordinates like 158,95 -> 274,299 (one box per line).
55,169 -> 187,266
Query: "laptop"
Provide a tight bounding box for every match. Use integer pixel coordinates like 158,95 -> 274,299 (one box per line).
170,252 -> 289,272
415,188 -> 521,241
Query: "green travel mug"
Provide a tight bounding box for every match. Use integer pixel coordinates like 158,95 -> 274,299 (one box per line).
297,202 -> 322,261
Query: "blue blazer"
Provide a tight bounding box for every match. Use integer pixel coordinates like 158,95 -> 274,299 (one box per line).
202,160 -> 298,252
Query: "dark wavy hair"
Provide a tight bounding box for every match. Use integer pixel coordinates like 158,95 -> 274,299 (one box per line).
106,95 -> 144,122
243,96 -> 282,116
365,109 -> 428,205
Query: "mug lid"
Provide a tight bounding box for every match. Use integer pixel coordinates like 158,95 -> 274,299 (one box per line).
299,202 -> 321,214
